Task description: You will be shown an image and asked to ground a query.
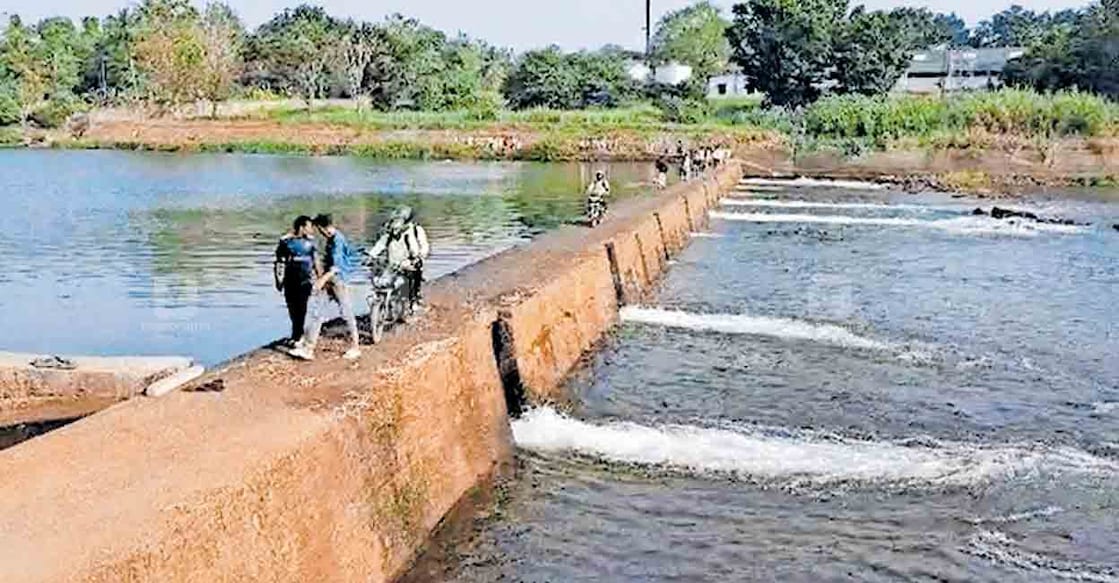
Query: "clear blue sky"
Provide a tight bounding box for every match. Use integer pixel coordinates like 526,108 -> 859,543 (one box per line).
1,0 -> 1095,51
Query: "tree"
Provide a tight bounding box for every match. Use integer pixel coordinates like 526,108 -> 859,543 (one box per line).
725,0 -> 848,108
134,0 -> 206,109
341,22 -> 376,109
971,6 -> 1054,48
35,17 -> 83,97
650,1 -> 731,83
932,13 -> 970,47
1070,0 -> 1118,98
198,2 -> 244,116
247,5 -> 345,107
0,16 -> 48,125
367,15 -> 447,110
1002,0 -> 1116,99
89,9 -> 143,102
503,46 -> 634,110
831,8 -> 921,96
504,46 -> 578,110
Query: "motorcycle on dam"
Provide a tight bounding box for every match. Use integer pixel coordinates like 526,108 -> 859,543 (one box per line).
365,260 -> 414,345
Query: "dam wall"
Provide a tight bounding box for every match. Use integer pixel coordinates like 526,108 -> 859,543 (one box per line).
0,162 -> 743,582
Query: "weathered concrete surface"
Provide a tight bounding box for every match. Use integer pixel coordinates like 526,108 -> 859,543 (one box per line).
0,353 -> 195,427
0,162 -> 742,582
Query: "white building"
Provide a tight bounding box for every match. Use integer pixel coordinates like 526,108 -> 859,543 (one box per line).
707,72 -> 750,98
627,61 -> 694,86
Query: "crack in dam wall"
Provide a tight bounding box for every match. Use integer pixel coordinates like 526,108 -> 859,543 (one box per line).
0,162 -> 743,582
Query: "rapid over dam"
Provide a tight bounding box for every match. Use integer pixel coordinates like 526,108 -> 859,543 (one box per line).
0,160 -> 743,581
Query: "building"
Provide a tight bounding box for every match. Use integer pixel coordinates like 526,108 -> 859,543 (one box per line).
707,72 -> 751,98
894,47 -> 1026,94
627,61 -> 694,86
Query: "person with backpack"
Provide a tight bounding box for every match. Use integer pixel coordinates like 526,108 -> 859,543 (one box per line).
367,206 -> 430,312
290,214 -> 363,361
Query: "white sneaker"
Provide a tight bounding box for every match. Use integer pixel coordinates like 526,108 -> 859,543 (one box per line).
343,348 -> 362,361
289,346 -> 315,361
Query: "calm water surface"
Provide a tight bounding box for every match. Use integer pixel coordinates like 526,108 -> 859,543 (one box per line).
433,183 -> 1119,582
1,150 -> 655,365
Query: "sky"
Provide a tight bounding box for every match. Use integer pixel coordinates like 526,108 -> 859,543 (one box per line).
1,0 -> 1096,51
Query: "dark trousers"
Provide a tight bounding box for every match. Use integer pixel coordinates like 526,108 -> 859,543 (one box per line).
284,282 -> 313,342
406,268 -> 423,305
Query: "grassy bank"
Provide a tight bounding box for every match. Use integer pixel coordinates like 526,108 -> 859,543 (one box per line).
4,89 -> 1116,167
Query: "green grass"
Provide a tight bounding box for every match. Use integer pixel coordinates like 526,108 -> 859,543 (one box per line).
801,89 -> 1118,147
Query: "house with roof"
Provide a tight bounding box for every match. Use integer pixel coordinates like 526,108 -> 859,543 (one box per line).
894,47 -> 1026,94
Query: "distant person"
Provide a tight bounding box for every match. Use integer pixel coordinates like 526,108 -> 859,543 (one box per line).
680,150 -> 692,182
290,214 -> 362,361
367,206 -> 430,312
585,170 -> 611,226
273,216 -> 317,349
587,170 -> 611,199
654,159 -> 669,189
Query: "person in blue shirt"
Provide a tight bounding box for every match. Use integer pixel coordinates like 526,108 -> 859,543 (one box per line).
290,214 -> 362,361
273,216 -> 317,349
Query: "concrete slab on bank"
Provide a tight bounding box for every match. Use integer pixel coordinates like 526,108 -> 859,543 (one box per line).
0,352 -> 196,426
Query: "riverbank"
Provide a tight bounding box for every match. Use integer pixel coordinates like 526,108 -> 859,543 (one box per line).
0,162 -> 740,582
6,111 -> 1115,195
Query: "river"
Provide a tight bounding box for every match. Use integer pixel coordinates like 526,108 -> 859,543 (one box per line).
1,150 -> 654,366
418,181 -> 1119,581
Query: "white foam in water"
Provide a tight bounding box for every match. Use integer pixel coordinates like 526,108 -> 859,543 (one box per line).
690,232 -> 724,239
710,212 -> 1088,236
512,409 -> 1118,489
620,306 -> 891,351
1093,402 -> 1119,415
720,198 -> 940,212
965,530 -> 1119,582
740,177 -> 888,191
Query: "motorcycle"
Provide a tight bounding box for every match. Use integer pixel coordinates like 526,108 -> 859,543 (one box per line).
366,263 -> 414,345
586,195 -> 607,228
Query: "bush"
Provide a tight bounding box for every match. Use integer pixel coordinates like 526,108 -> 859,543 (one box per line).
29,97 -> 82,129
466,91 -> 503,122
0,81 -> 20,126
800,89 -> 1118,145
657,95 -> 710,124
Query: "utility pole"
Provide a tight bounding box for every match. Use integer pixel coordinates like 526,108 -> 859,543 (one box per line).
645,0 -> 652,62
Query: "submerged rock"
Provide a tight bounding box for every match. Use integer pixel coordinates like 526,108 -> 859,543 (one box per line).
974,206 -> 1087,226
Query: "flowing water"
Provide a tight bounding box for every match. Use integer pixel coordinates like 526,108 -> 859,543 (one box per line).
0,150 -> 654,366
431,181 -> 1119,582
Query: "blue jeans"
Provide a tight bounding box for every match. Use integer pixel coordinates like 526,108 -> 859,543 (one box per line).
304,280 -> 359,348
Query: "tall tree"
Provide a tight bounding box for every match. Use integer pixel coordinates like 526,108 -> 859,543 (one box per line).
248,5 -> 345,107
1071,0 -> 1118,98
971,5 -> 1053,47
832,8 -> 923,96
725,0 -> 848,107
198,2 -> 244,116
134,0 -> 206,109
0,16 -> 48,125
340,22 -> 376,109
1003,0 -> 1116,99
650,1 -> 731,82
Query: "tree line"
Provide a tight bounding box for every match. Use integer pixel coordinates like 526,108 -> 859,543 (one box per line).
0,0 -> 1115,128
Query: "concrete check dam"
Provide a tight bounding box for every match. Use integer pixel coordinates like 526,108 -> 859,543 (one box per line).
0,160 -> 743,581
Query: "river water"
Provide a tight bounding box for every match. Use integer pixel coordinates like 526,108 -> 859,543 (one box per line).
431,181 -> 1119,582
0,150 -> 653,366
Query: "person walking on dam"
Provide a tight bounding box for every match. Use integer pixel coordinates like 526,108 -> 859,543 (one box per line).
290,214 -> 363,362
367,206 -> 430,312
273,215 -> 317,349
